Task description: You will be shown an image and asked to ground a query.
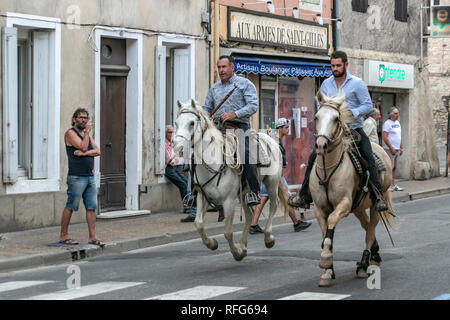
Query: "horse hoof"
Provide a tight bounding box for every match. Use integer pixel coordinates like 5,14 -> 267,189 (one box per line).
356,267 -> 368,278
265,239 -> 275,248
318,269 -> 334,287
318,279 -> 332,287
208,239 -> 218,251
233,252 -> 246,261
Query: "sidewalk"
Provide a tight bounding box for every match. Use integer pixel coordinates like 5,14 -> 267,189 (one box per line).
0,176 -> 448,273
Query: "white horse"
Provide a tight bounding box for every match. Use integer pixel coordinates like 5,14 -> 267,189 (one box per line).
173,100 -> 289,261
311,91 -> 397,287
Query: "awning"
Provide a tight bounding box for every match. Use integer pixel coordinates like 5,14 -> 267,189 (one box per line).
234,56 -> 332,78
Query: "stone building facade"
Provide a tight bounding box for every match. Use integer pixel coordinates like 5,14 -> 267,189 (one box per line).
0,0 -> 211,231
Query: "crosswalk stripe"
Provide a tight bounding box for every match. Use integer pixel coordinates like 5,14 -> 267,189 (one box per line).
0,281 -> 55,293
146,285 -> 245,300
433,294 -> 450,300
24,282 -> 145,300
279,292 -> 351,300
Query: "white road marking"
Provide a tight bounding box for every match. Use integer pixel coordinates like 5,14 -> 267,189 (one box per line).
279,291 -> 351,300
0,281 -> 55,293
146,285 -> 245,300
24,282 -> 144,300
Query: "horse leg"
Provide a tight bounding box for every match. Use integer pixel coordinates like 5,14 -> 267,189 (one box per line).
314,206 -> 335,287
194,194 -> 218,251
263,187 -> 278,249
369,207 -> 382,266
318,199 -> 351,287
223,198 -> 246,261
237,200 -> 253,256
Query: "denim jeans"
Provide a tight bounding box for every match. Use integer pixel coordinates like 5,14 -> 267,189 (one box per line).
165,165 -> 188,201
65,175 -> 97,211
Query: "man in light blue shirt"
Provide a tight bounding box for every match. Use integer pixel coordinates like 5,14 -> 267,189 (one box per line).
289,51 -> 388,212
202,55 -> 261,206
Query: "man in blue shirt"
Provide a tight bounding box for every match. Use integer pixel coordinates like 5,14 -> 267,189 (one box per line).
289,51 -> 388,212
203,55 -> 260,206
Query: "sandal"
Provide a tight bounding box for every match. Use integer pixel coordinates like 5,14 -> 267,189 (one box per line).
88,239 -> 105,247
59,238 -> 79,245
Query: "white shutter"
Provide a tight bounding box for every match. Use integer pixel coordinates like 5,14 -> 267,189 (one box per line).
173,48 -> 191,117
31,31 -> 49,179
2,27 -> 19,184
155,45 -> 166,174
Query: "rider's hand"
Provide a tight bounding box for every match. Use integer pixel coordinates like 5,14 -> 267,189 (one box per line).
220,112 -> 237,123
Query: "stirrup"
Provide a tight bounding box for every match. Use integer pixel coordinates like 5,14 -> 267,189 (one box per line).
182,193 -> 196,208
374,198 -> 388,212
245,192 -> 261,206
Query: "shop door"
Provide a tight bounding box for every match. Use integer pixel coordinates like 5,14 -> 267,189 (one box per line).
371,92 -> 396,146
278,77 -> 316,185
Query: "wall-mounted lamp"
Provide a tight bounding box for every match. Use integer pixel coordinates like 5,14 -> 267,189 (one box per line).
267,1 -> 275,13
293,7 -> 299,18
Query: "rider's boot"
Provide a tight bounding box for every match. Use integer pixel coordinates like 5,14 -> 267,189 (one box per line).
288,150 -> 316,209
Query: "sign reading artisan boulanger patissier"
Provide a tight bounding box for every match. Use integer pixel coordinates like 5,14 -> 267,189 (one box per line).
228,9 -> 328,52
363,60 -> 414,89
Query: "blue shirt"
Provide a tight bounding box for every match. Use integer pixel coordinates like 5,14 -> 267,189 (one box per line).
202,74 -> 258,126
320,71 -> 373,129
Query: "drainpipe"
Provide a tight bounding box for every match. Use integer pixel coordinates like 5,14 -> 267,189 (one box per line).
211,0 -> 220,85
332,0 -> 341,51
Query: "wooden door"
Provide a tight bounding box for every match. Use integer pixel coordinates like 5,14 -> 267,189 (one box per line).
99,75 -> 127,212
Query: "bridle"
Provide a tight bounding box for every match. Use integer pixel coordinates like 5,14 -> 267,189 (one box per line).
314,103 -> 345,151
175,110 -> 203,145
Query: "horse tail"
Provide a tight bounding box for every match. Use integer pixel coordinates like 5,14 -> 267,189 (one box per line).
278,180 -> 290,219
381,187 -> 398,230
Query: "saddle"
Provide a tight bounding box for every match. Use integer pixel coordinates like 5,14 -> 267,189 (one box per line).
347,130 -> 386,211
218,121 -> 271,168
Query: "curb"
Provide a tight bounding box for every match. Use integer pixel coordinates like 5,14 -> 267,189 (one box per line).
0,187 -> 448,274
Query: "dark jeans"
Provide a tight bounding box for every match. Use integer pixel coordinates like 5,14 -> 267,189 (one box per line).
301,128 -> 382,203
165,165 -> 188,201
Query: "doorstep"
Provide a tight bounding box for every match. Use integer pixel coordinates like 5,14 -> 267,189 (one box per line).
97,210 -> 151,220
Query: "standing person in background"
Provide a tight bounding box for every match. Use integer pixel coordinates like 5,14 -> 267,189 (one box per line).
363,108 -> 381,145
382,107 -> 404,191
59,108 -> 103,246
250,118 -> 311,234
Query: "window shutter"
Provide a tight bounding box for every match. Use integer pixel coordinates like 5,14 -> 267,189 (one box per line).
395,0 -> 408,22
173,48 -> 191,118
155,45 -> 166,174
31,31 -> 49,179
2,27 -> 19,184
352,0 -> 369,13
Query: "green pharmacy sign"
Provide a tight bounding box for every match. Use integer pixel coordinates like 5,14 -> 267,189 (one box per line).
364,60 -> 414,89
378,65 -> 406,84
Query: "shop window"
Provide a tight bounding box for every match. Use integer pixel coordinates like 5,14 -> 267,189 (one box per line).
352,0 -> 369,13
395,0 -> 408,22
260,76 -> 278,131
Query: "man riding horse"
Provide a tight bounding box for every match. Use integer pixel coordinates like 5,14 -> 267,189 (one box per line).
202,55 -> 261,206
289,51 -> 388,212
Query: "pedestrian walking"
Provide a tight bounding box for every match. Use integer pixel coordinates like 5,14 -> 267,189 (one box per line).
250,118 -> 311,234
59,108 -> 103,246
382,107 -> 404,191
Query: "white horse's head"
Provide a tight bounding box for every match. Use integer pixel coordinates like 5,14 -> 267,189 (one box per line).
314,91 -> 351,156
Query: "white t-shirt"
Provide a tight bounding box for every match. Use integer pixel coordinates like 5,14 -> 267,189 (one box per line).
382,119 -> 402,150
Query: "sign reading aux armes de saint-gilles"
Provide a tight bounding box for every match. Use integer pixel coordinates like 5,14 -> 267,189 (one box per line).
228,9 -> 328,53
363,60 -> 414,89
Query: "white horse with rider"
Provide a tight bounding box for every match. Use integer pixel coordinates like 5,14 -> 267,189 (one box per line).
173,99 -> 289,261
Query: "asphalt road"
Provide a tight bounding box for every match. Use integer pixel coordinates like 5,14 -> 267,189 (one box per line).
0,194 -> 449,303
